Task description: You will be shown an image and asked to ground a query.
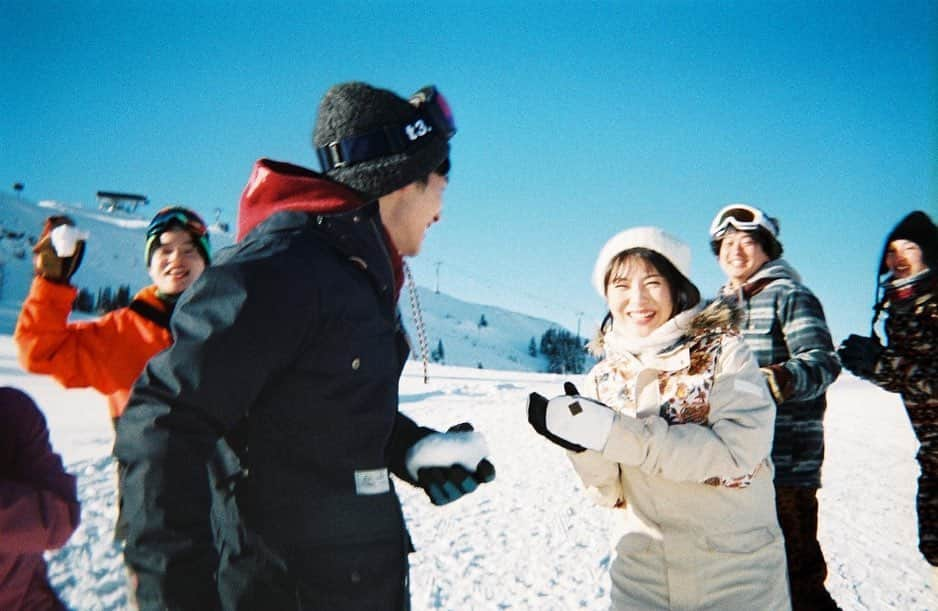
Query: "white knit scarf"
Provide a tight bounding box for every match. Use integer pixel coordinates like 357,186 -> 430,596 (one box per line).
602,305 -> 702,361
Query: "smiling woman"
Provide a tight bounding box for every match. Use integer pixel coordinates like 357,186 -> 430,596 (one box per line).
527,226 -> 790,610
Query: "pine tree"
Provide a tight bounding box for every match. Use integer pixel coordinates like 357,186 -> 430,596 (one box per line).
539,327 -> 586,374
115,284 -> 131,308
431,339 -> 445,363
528,337 -> 538,357
74,288 -> 95,313
96,287 -> 113,313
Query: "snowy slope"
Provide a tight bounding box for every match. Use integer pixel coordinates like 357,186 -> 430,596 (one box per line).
0,191 -> 576,373
0,335 -> 932,610
0,191 -> 235,332
399,286 -> 589,373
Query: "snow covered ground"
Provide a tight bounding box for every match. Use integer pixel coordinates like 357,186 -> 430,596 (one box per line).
1,335 -> 935,610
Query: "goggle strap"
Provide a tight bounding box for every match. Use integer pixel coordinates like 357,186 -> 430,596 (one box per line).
147,211 -> 207,238
317,125 -> 414,171
317,88 -> 454,172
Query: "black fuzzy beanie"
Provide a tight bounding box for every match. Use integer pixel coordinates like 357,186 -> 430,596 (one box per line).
878,210 -> 938,275
313,82 -> 450,201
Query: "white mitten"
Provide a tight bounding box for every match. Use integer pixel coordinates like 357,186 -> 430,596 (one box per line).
545,395 -> 615,452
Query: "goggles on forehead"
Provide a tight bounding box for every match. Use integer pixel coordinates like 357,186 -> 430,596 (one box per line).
147,206 -> 208,239
145,206 -> 211,264
709,204 -> 779,240
317,85 -> 456,172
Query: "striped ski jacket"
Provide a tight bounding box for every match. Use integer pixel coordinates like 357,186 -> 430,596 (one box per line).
719,259 -> 840,487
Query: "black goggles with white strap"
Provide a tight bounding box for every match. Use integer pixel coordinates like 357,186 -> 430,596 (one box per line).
316,85 -> 456,173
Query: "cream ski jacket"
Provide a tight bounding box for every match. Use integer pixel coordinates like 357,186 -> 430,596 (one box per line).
571,300 -> 790,610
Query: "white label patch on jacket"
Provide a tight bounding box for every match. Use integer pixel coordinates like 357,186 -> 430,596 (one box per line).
354,468 -> 390,495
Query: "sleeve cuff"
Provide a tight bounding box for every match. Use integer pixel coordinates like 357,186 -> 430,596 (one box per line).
33,276 -> 79,304
601,414 -> 648,466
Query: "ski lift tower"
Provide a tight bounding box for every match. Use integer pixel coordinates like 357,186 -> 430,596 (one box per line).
96,191 -> 149,214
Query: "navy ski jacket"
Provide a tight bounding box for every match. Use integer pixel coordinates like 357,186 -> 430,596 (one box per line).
115,161 -> 432,609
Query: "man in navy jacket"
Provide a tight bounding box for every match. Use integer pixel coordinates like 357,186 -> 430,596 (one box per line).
116,82 -> 494,610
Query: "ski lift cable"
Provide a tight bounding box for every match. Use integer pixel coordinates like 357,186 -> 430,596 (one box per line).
414,259 -> 591,321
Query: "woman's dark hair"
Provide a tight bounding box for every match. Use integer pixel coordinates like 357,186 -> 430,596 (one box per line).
599,247 -> 701,333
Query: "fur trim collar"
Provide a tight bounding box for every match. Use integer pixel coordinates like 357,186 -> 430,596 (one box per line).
590,298 -> 741,358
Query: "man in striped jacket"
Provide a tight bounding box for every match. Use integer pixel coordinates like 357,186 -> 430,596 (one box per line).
709,203 -> 842,611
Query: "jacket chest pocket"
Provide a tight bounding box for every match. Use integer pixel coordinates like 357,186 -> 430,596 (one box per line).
297,317 -> 399,391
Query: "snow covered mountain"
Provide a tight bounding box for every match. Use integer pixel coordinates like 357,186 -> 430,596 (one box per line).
0,191 -> 577,372
0,190 -> 236,333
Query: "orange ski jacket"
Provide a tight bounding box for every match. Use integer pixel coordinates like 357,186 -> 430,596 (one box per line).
14,277 -> 173,419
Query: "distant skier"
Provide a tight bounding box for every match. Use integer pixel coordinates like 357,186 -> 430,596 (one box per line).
838,210 -> 938,579
0,386 -> 81,610
115,81 -> 495,609
528,227 -> 790,610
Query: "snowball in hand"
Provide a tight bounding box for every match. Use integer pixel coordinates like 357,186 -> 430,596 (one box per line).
50,224 -> 89,257
405,430 -> 491,481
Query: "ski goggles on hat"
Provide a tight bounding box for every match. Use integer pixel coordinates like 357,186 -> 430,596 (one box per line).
145,206 -> 211,263
709,204 -> 779,240
147,206 -> 208,239
317,85 -> 456,172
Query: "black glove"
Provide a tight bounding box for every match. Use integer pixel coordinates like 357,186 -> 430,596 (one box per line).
838,334 -> 883,379
410,423 -> 495,506
527,382 -> 613,453
32,215 -> 86,284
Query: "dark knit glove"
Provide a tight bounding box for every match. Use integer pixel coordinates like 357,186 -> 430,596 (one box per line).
32,215 -> 86,284
406,423 -> 495,506
838,334 -> 883,379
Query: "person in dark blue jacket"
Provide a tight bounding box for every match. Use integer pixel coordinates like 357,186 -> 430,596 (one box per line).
115,82 -> 495,610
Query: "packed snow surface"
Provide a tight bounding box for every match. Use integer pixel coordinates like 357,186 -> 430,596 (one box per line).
0,337 -> 933,610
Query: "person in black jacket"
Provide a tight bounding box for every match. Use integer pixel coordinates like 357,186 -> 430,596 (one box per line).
115,82 -> 495,610
839,210 -> 938,579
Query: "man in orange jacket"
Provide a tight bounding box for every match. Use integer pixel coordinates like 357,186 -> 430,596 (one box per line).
14,206 -> 211,428
15,207 -> 210,545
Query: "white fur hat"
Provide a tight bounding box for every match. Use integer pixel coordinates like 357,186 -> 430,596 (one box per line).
592,226 -> 692,297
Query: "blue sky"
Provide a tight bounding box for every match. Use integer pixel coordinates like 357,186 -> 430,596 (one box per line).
2,1 -> 935,342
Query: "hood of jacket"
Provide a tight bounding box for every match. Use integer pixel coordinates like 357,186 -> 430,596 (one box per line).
236,158 -> 367,241
721,258 -> 801,299
235,158 -> 405,297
